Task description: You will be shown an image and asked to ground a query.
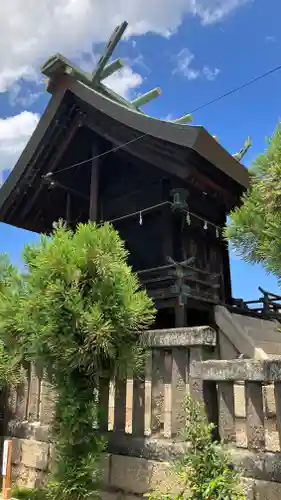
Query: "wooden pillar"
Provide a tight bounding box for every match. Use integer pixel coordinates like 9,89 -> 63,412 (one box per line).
221,213 -> 232,303
161,179 -> 173,262
66,193 -> 71,225
175,302 -> 186,328
89,143 -> 100,222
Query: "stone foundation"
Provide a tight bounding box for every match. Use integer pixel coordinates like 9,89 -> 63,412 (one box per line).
8,424 -> 281,500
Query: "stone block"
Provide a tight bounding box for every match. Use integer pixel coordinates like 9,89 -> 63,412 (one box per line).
234,384 -> 246,418
100,453 -> 110,485
48,443 -> 56,471
241,478 -> 255,500
255,479 -> 281,500
32,423 -> 50,442
100,492 -> 119,500
143,326 -> 216,347
12,464 -> 46,488
110,454 -> 183,495
100,493 -> 139,500
11,438 -> 22,465
219,330 -> 239,360
110,455 -> 153,494
8,420 -> 50,442
190,359 -> 281,382
149,460 -> 183,494
21,439 -> 49,470
264,385 -> 276,417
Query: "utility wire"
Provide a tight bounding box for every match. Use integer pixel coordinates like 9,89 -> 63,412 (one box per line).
188,64 -> 281,114
43,133 -> 147,177
44,63 -> 281,178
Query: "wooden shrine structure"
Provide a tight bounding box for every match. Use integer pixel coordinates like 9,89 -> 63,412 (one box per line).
0,21 -> 259,331
3,25 -> 281,500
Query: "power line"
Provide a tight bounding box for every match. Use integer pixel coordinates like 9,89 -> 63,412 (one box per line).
44,62 -> 281,178
189,64 -> 281,114
43,133 -> 147,177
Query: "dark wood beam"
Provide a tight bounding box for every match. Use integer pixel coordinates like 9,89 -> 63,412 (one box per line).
89,142 -> 100,222
84,116 -> 232,207
84,117 -> 188,181
66,193 -> 71,224
20,114 -> 83,223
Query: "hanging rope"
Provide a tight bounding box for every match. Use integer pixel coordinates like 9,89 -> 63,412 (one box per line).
104,200 -> 222,234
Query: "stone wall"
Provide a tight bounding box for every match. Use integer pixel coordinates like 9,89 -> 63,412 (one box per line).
9,424 -> 281,500
10,423 -> 51,488
100,454 -> 280,500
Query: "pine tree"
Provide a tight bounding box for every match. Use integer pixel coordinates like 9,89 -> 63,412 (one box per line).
225,120 -> 281,281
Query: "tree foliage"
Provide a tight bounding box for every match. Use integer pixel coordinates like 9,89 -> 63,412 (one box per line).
0,221 -> 156,500
225,120 -> 281,279
0,254 -> 25,387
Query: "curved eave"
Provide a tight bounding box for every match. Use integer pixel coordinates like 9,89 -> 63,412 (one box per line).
69,75 -> 249,188
0,74 -> 249,216
0,83 -> 67,212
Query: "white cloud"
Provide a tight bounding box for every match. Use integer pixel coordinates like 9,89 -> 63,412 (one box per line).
163,113 -> 175,121
202,66 -> 221,81
104,67 -> 143,98
265,35 -> 276,43
0,112 -> 39,185
174,49 -> 221,81
173,48 -> 200,80
127,54 -> 151,73
76,51 -> 144,99
0,0 -> 251,93
8,83 -> 42,108
0,68 -> 142,187
0,0 -> 251,183
192,0 -> 251,25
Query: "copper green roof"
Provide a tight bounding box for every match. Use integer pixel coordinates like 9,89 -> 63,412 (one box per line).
0,20 -> 250,232
40,21 -> 193,125
40,20 -> 250,160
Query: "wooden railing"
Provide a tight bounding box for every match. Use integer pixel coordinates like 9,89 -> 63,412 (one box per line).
138,262 -> 222,305
232,287 -> 281,320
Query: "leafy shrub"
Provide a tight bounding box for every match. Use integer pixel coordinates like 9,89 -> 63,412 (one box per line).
1,221 -> 156,500
146,396 -> 245,500
0,254 -> 25,387
11,486 -> 47,500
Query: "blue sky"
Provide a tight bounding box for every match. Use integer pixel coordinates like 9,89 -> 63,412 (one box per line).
0,0 -> 280,300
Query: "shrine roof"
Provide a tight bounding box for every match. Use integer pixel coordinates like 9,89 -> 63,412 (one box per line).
0,22 -> 250,231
